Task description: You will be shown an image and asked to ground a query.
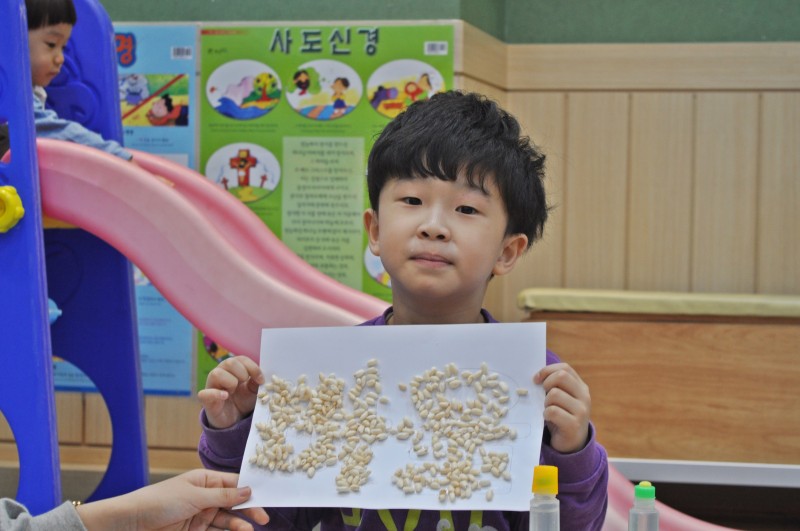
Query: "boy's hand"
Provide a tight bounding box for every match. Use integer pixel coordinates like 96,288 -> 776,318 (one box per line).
198,356 -> 264,430
533,363 -> 591,454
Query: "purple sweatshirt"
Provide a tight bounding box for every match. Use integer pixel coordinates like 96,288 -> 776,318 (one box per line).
199,308 -> 608,530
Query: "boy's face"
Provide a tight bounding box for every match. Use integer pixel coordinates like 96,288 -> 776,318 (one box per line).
29,23 -> 73,87
332,79 -> 345,95
364,174 -> 527,313
150,99 -> 167,117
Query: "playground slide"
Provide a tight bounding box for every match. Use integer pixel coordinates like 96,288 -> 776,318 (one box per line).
37,138 -> 363,359
35,139 -> 734,531
128,149 -> 388,321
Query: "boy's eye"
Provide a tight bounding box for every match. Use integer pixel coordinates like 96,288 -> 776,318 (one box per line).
402,197 -> 421,206
456,205 -> 478,215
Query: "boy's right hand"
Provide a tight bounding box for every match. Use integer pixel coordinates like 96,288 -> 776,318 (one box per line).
198,355 -> 264,430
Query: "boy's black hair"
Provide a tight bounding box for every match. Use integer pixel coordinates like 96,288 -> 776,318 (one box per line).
367,90 -> 548,247
26,0 -> 77,30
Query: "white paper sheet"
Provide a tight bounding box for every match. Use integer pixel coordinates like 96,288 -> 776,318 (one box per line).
236,322 -> 546,512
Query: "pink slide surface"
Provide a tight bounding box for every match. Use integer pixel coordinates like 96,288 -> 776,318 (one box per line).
128,148 -> 388,321
35,139 -> 733,531
37,139 -> 369,359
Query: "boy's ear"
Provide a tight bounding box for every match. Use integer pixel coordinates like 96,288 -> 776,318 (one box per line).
363,208 -> 381,256
492,233 -> 528,277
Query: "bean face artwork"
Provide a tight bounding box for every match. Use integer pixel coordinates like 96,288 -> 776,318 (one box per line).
238,323 -> 546,512
250,358 -> 529,503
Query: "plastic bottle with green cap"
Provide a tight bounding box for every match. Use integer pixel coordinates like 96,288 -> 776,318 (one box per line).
530,465 -> 559,531
628,481 -> 659,531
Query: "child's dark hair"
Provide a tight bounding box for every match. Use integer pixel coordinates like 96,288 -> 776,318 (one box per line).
367,90 -> 548,247
26,0 -> 77,30
162,94 -> 174,112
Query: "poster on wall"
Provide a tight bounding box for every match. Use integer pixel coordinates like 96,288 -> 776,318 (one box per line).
51,24 -> 197,396
196,23 -> 454,388
115,23 -> 197,167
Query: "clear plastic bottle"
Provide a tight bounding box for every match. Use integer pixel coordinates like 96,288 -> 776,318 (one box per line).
530,465 -> 559,531
628,481 -> 659,531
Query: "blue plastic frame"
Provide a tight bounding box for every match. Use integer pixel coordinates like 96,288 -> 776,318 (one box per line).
0,0 -> 61,516
0,0 -> 148,513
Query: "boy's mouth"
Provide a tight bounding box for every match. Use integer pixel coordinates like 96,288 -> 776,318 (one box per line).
412,253 -> 452,267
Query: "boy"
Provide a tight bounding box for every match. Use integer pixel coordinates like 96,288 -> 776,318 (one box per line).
26,0 -> 133,160
198,91 -> 609,530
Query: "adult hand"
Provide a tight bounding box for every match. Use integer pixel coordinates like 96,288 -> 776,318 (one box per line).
76,469 -> 269,531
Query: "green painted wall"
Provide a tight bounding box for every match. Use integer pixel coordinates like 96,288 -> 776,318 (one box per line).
99,0 -> 800,43
100,1 -> 462,27
504,0 -> 800,43
461,0 -> 505,40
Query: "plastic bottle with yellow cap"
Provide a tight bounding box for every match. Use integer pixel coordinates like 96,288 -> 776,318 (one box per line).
628,480 -> 659,531
530,465 -> 559,531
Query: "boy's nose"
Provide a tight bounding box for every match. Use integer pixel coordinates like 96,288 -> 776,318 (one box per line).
417,212 -> 450,241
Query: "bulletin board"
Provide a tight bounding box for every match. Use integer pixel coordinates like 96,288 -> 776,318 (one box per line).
195,23 -> 454,387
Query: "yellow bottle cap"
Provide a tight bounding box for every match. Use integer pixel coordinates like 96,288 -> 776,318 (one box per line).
532,465 -> 558,495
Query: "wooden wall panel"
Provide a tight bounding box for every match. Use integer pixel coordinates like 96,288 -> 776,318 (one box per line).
84,394 -> 112,445
85,395 -> 202,449
540,316 -> 800,464
491,41 -> 800,320
563,93 -> 630,289
1,393 -> 83,444
507,43 -> 800,91
144,396 -> 202,449
454,21 -> 506,90
55,393 -> 84,444
758,93 -> 800,294
692,93 -> 759,293
627,93 -> 694,291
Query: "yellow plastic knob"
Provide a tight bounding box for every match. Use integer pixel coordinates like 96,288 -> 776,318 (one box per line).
0,185 -> 25,233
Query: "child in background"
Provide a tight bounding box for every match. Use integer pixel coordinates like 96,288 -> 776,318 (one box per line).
26,0 -> 133,161
198,91 -> 609,530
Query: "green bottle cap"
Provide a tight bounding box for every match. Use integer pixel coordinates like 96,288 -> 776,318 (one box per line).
532,465 -> 558,495
634,481 -> 656,500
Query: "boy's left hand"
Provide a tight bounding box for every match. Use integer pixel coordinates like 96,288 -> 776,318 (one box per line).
533,363 -> 591,454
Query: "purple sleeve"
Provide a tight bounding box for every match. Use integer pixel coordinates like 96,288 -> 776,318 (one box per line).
198,410 -> 324,530
536,349 -> 609,530
540,424 -> 609,530
197,409 -> 252,472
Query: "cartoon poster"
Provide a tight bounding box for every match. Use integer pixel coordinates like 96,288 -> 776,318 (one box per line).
197,24 -> 454,389
115,24 -> 197,166
51,24 -> 198,396
117,23 -> 197,395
